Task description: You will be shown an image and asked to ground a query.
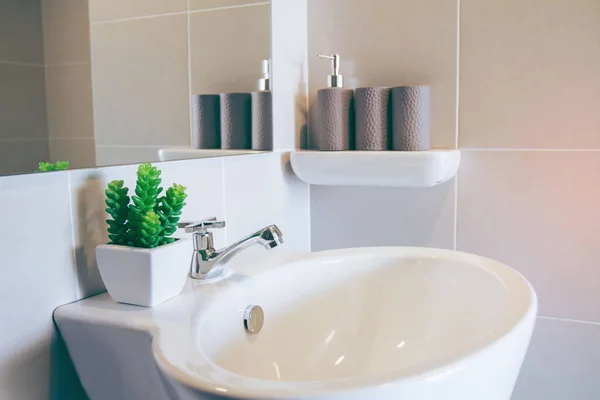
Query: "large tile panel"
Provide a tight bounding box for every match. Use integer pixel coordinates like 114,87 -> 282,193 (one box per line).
189,4 -> 271,94
460,0 -> 600,149
512,317 -> 600,400
0,64 -> 48,141
0,140 -> 49,175
223,152 -> 310,252
457,150 -> 600,321
0,0 -> 44,64
0,172 -> 79,399
41,0 -> 91,65
90,14 -> 190,147
307,0 -> 458,149
310,181 -> 456,251
45,64 -> 95,140
49,138 -> 96,169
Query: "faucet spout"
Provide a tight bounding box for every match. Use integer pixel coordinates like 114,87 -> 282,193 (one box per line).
188,223 -> 283,280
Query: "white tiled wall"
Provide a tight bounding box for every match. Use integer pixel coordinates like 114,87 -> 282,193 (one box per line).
307,0 -> 600,398
0,152 -> 310,400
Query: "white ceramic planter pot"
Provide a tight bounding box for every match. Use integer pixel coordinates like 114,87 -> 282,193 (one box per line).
96,238 -> 191,307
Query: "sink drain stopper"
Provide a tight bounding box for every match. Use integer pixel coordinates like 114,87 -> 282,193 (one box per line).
243,305 -> 264,334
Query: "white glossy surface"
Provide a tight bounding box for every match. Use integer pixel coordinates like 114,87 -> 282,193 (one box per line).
290,150 -> 461,187
96,238 -> 191,307
55,247 -> 536,400
158,148 -> 264,161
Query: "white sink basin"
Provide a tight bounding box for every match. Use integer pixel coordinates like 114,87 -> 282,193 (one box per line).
55,247 -> 537,400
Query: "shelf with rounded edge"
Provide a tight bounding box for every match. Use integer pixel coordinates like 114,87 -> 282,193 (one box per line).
290,150 -> 460,187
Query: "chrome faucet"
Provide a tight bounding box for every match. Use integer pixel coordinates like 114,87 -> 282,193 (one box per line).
179,217 -> 284,280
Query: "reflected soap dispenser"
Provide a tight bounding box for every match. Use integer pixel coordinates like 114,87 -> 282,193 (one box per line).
315,54 -> 354,151
251,59 -> 273,150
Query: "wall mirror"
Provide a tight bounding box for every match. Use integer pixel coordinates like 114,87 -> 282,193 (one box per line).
0,0 -> 272,176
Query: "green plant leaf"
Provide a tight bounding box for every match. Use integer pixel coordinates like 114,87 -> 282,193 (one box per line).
104,180 -> 130,245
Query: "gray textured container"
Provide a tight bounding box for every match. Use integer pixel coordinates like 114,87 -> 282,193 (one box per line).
316,88 -> 354,151
251,91 -> 272,150
355,87 -> 391,150
391,86 -> 431,151
191,94 -> 220,149
220,93 -> 251,149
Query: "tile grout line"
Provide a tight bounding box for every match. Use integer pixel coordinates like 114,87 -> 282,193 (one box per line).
66,170 -> 82,299
538,315 -> 600,327
186,0 -> 194,148
453,0 -> 460,251
0,60 -> 45,67
453,175 -> 458,250
91,10 -> 188,25
455,0 -> 461,150
46,61 -> 91,68
221,158 -> 229,245
91,2 -> 270,26
187,2 -> 270,15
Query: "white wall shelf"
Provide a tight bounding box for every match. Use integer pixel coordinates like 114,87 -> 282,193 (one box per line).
290,150 -> 461,187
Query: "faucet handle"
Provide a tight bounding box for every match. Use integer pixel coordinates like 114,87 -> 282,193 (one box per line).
179,217 -> 226,233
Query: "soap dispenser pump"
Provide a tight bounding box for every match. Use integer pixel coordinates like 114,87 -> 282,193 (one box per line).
317,54 -> 343,88
315,53 -> 354,151
252,59 -> 273,150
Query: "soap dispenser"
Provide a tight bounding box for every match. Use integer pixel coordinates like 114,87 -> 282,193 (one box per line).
315,54 -> 354,151
251,59 -> 273,150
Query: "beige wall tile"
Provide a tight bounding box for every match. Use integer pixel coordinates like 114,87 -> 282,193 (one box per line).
460,0 -> 600,149
90,14 -> 190,147
457,151 -> 600,321
311,181 -> 455,251
0,64 -> 48,141
189,0 -> 269,10
0,0 -> 44,64
190,4 -> 271,94
512,318 -> 600,400
307,0 -> 458,149
49,138 -> 96,168
41,0 -> 91,65
89,0 -> 186,22
0,140 -> 49,175
45,64 -> 94,140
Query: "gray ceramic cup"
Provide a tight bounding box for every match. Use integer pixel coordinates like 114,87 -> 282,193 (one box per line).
191,94 -> 220,149
391,86 -> 431,151
355,87 -> 391,150
220,93 -> 251,149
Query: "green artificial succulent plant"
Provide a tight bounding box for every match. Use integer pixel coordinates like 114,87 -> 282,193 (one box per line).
104,180 -> 130,246
36,161 -> 69,172
104,163 -> 188,248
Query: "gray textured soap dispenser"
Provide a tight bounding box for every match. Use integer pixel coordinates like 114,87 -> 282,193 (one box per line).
315,54 -> 354,151
252,59 -> 273,150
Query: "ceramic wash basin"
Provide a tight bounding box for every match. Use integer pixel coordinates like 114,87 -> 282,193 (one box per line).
54,247 -> 537,400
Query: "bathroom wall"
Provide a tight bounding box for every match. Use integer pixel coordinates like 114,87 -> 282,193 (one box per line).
0,0 -> 50,174
0,1 -> 308,398
88,0 -> 271,165
307,0 -> 600,399
42,0 -> 96,168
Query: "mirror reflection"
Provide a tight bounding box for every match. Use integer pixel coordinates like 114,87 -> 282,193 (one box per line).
0,0 -> 272,176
